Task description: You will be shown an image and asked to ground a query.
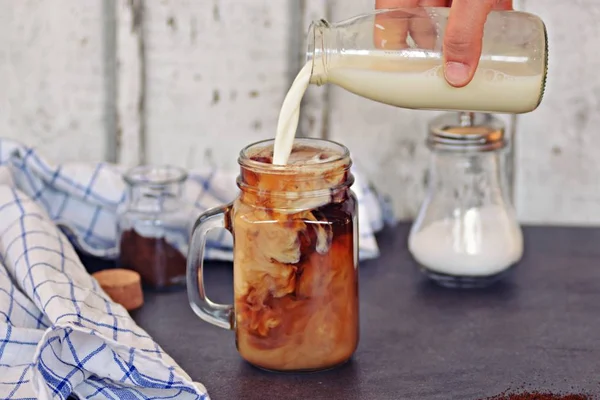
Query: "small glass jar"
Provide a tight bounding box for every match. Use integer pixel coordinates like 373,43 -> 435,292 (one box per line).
117,165 -> 190,291
408,112 -> 523,289
186,138 -> 359,372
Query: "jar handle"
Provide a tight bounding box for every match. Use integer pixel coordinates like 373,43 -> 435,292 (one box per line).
186,204 -> 234,330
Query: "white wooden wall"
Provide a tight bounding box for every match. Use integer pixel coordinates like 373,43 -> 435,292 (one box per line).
1,0 -> 599,225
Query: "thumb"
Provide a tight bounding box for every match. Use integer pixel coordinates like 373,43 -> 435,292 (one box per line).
443,0 -> 495,87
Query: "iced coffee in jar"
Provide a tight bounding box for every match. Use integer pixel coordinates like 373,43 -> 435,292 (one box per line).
186,138 -> 359,372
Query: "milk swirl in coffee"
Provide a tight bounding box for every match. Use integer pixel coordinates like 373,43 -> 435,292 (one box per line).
233,140 -> 359,371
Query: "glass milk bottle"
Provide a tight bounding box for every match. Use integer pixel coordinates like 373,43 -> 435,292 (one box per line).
305,7 -> 548,114
408,113 -> 523,288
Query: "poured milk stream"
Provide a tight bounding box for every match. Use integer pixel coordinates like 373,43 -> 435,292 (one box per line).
273,53 -> 544,165
273,62 -> 313,165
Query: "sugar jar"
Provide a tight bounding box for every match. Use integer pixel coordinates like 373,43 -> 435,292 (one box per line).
117,165 -> 191,291
408,112 -> 523,288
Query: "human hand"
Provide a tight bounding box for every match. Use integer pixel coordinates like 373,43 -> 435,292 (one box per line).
374,0 -> 513,87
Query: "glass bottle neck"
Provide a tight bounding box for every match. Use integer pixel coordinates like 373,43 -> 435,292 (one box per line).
306,20 -> 336,86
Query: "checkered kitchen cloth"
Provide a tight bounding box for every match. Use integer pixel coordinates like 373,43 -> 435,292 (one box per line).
0,138 -> 393,399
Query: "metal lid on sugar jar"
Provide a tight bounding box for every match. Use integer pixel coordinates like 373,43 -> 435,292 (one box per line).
427,112 -> 506,152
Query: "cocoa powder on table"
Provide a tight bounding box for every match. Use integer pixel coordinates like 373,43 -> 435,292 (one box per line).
484,391 -> 593,400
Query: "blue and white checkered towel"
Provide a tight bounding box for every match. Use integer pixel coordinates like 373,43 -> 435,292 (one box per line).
0,138 -> 392,399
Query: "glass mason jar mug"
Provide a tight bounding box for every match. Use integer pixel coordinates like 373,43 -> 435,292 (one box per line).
306,7 -> 548,114
408,112 -> 524,289
187,138 -> 360,372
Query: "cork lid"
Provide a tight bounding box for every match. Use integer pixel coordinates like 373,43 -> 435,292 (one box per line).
427,112 -> 506,152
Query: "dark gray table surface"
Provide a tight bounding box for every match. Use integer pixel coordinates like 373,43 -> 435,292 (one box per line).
130,223 -> 600,400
